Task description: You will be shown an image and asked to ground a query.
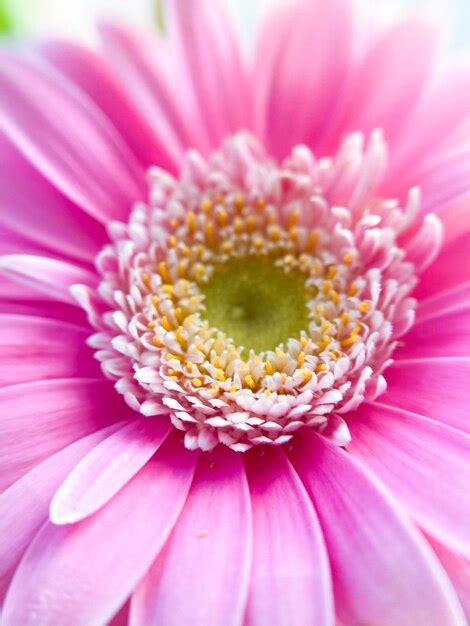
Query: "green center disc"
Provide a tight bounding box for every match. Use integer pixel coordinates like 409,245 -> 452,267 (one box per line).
201,255 -> 310,354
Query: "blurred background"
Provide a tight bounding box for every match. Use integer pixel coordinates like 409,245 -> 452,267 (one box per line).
0,0 -> 468,55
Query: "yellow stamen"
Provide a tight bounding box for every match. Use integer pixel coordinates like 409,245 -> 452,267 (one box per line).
201,198 -> 212,214
265,361 -> 274,375
326,265 -> 337,280
287,210 -> 299,229
306,230 -> 318,253
187,211 -> 197,233
341,335 -> 358,349
234,217 -> 244,234
205,220 -> 216,246
234,193 -> 245,212
246,215 -> 257,232
269,226 -> 281,242
161,316 -> 172,332
152,335 -> 163,348
142,272 -> 151,289
347,282 -> 358,297
216,209 -> 228,228
245,374 -> 256,389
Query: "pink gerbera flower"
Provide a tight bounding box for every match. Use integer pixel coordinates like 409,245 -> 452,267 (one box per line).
1,1 -> 469,624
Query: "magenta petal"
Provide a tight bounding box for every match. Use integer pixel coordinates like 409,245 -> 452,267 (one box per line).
0,424 -> 119,600
166,0 -> 250,148
395,308 -> 470,359
416,282 -> 470,323
348,402 -> 470,557
0,315 -> 98,386
0,54 -> 145,223
131,446 -> 251,626
328,19 -> 438,153
254,0 -> 352,158
2,434 -> 198,626
0,254 -> 96,305
0,378 -> 125,491
0,134 -> 106,264
427,535 -> 470,621
99,22 -> 204,159
386,60 -> 470,190
291,431 -> 465,626
382,358 -> 470,433
50,418 -> 172,524
39,40 -> 175,173
245,448 -> 334,626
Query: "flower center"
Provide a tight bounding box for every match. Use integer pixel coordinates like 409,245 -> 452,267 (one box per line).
79,132 -> 440,452
201,256 -> 310,354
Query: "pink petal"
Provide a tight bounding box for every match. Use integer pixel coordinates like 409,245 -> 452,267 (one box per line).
418,148 -> 470,214
108,602 -> 130,626
327,19 -> 438,154
254,0 -> 352,159
0,424 -> 119,600
439,194 -> 470,247
166,0 -> 250,149
244,448 -> 334,626
414,197 -> 470,298
99,22 -> 204,159
427,535 -> 470,621
415,230 -> 470,298
0,133 -> 106,264
131,446 -> 251,626
0,300 -> 87,326
348,402 -> 470,557
0,54 -> 144,223
291,431 -> 465,626
0,315 -> 98,386
395,308 -> 470,359
39,40 -> 175,173
2,433 -> 198,626
415,282 -> 470,322
0,254 -> 96,304
0,378 -> 125,491
382,357 -> 470,433
50,418 -> 172,524
385,59 -> 470,190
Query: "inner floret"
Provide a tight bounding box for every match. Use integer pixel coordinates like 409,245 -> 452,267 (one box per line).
81,132 -> 441,452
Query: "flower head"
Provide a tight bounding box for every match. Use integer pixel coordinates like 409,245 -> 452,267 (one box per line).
0,1 -> 469,625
